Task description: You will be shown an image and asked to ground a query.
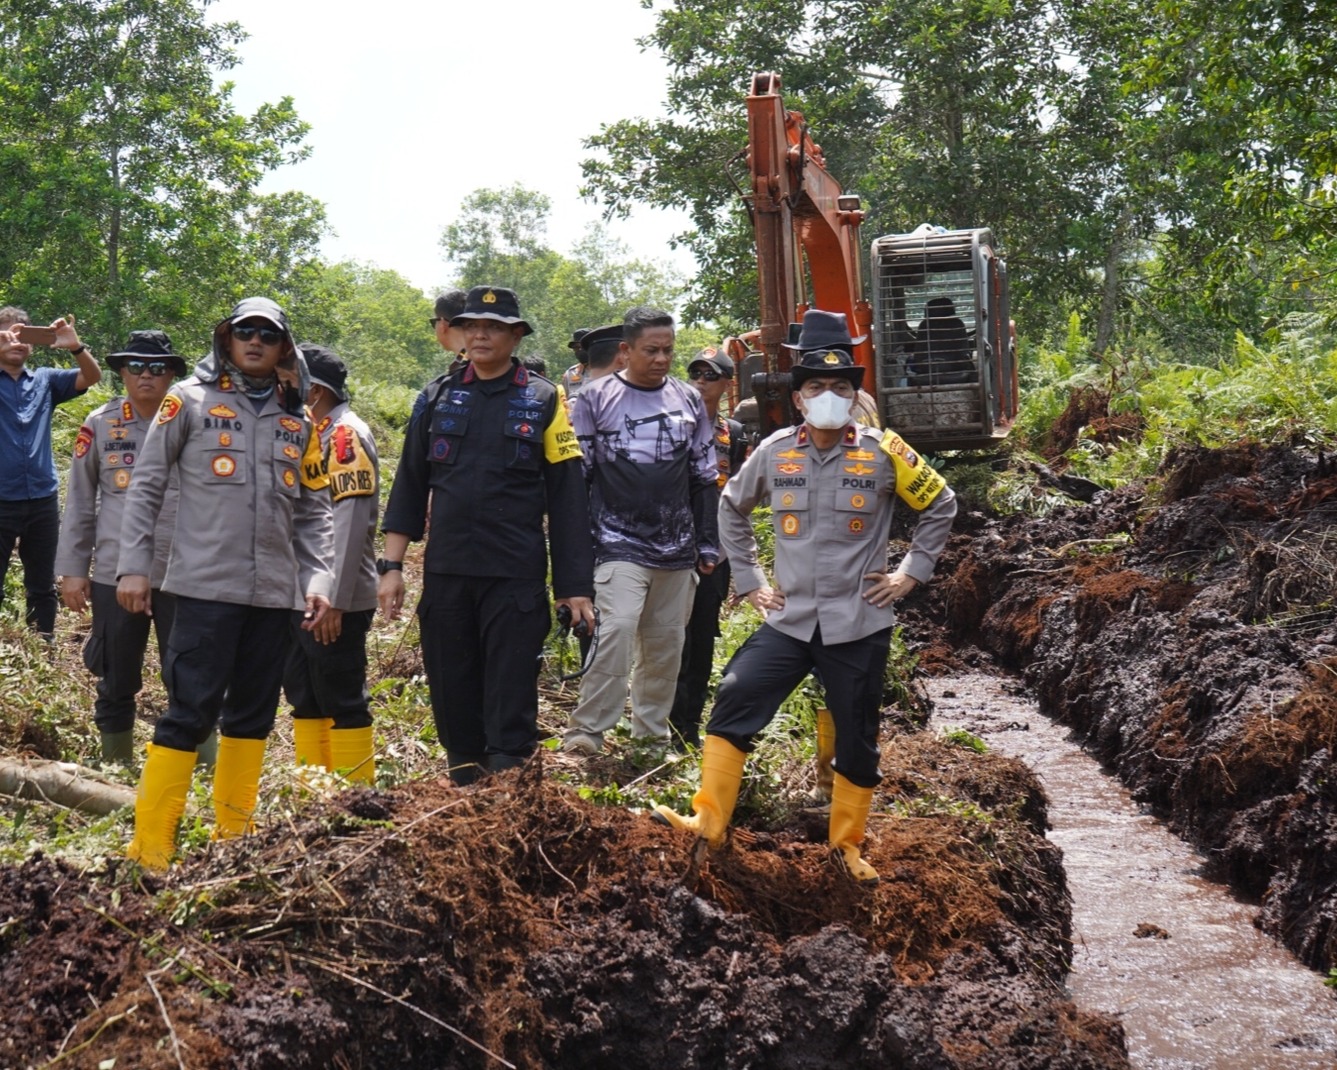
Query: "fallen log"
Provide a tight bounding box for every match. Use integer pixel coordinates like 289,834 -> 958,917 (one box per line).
0,758 -> 135,815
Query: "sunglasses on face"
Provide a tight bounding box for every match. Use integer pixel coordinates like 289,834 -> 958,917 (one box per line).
429,317 -> 444,329
688,367 -> 722,381
231,324 -> 284,345
123,360 -> 173,378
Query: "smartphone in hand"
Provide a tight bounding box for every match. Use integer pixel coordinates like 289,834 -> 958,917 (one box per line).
15,325 -> 58,346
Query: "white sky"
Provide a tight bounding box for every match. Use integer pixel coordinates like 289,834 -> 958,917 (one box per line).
208,0 -> 698,296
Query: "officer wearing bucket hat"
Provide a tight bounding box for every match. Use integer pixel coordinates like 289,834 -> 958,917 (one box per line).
117,297 -> 335,869
282,343 -> 380,785
380,285 -> 594,783
654,309 -> 957,886
55,331 -> 213,768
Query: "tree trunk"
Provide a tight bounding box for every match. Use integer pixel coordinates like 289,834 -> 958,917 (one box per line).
1094,205 -> 1133,355
0,758 -> 135,815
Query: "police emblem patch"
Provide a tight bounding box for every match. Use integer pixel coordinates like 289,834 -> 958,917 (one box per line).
851,494 -> 866,508
279,416 -> 303,433
781,492 -> 795,506
157,395 -> 182,425
212,455 -> 236,477
283,444 -> 300,460
107,454 -> 119,466
482,290 -> 497,304
209,404 -> 237,419
777,462 -> 803,475
122,453 -> 135,466
849,517 -> 865,534
114,470 -> 131,489
781,513 -> 800,536
282,468 -> 296,488
845,449 -> 875,461
776,448 -> 805,460
431,437 -> 451,461
220,432 -> 233,447
844,463 -> 875,476
74,426 -> 93,459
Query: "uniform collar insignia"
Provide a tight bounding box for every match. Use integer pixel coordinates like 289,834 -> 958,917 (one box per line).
461,362 -> 477,384
512,364 -> 529,386
843,426 -> 858,446
121,401 -> 133,422
796,426 -> 810,446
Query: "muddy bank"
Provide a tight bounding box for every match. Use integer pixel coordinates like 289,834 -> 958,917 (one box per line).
905,443 -> 1337,970
0,751 -> 1126,1069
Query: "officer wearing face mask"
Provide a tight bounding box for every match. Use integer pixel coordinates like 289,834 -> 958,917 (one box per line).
653,309 -> 956,886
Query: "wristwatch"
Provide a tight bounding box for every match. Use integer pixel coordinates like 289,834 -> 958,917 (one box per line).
375,559 -> 403,576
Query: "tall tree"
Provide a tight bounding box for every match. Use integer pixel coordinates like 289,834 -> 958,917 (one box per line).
0,0 -> 320,346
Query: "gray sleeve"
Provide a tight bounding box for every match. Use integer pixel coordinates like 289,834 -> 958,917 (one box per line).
328,429 -> 378,609
54,426 -> 98,578
118,406 -> 183,579
293,428 -> 335,601
894,484 -> 957,583
718,443 -> 771,596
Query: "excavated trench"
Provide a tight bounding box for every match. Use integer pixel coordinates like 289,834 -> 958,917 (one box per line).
929,672 -> 1337,1069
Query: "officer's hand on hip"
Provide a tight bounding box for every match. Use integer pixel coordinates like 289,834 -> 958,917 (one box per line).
378,571 -> 405,621
862,571 -> 917,608
744,585 -> 785,618
314,606 -> 343,645
302,593 -> 331,632
116,575 -> 152,616
61,576 -> 91,614
555,596 -> 596,635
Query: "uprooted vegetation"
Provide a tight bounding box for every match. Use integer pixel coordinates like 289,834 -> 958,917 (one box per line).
0,747 -> 1128,1069
903,439 -> 1337,971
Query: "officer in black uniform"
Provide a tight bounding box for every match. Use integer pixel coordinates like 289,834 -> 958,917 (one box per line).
379,286 -> 595,783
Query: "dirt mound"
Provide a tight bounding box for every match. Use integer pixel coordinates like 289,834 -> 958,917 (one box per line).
910,443 -> 1337,970
0,751 -> 1127,1069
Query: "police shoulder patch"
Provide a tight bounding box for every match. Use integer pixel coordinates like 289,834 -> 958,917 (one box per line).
878,429 -> 946,511
74,425 -> 93,459
326,424 -> 376,501
299,425 -> 330,491
542,392 -> 583,464
157,395 -> 183,425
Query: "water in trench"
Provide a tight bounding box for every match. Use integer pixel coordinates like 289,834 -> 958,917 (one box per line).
926,671 -> 1337,1070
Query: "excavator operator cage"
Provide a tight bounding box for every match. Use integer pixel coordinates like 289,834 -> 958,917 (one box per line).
871,228 -> 1017,451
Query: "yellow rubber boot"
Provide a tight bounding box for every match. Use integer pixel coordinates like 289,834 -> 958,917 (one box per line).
653,735 -> 746,848
809,707 -> 836,807
829,773 -> 880,885
126,743 -> 197,870
213,736 -> 268,840
330,726 -> 376,785
293,717 -> 333,771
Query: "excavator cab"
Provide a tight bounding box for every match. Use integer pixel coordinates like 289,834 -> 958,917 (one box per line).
871,227 -> 1017,450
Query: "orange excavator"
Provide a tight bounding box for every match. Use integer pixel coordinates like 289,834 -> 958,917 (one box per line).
731,72 -> 1018,451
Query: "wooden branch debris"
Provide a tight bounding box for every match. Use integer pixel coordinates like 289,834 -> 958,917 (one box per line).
0,757 -> 134,815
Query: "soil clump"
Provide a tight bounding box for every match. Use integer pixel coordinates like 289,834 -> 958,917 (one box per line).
0,749 -> 1126,1069
901,442 -> 1337,970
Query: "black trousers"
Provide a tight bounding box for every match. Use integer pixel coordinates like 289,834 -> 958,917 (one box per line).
417,572 -> 549,765
151,597 -> 293,751
0,494 -> 59,636
706,622 -> 891,789
668,561 -> 731,747
283,608 -> 374,729
86,582 -> 176,733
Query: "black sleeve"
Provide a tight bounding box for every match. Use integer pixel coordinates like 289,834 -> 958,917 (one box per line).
727,418 -> 748,474
690,478 -> 720,561
381,397 -> 433,540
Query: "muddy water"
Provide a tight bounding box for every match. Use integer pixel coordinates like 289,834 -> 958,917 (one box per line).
927,672 -> 1337,1070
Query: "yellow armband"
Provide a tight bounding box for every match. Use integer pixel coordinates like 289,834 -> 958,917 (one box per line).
300,423 -> 330,491
878,430 -> 946,510
543,395 -> 583,463
326,424 -> 376,501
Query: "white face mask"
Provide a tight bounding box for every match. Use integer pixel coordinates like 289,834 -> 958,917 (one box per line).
802,389 -> 854,430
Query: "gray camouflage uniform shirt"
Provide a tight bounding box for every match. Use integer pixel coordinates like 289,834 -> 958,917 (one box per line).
117,370 -> 334,609
55,398 -> 179,588
720,421 -> 957,645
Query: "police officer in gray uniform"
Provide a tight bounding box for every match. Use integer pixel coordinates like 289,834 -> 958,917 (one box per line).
655,309 -> 957,886
117,297 -> 334,869
55,331 -> 200,767
283,343 -> 379,784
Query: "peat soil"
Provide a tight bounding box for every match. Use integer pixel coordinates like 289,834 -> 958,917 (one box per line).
899,441 -> 1337,972
0,749 -> 1128,1069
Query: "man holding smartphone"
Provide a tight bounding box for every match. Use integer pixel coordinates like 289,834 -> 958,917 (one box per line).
0,306 -> 101,638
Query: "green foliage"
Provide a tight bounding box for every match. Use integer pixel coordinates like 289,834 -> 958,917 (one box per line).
439,186 -> 685,372
0,0 -> 322,348
941,728 -> 988,755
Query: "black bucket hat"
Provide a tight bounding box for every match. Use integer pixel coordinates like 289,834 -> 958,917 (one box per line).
782,308 -> 867,351
109,330 -> 186,376
450,286 -> 534,336
789,346 -> 865,389
568,327 -> 592,352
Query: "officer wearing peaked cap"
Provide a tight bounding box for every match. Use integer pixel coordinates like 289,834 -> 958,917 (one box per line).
117,297 -> 335,870
283,343 -> 380,785
55,330 -> 215,769
654,308 -> 957,886
380,286 -> 595,784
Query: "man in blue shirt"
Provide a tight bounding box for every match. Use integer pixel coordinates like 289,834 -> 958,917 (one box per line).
0,306 -> 101,637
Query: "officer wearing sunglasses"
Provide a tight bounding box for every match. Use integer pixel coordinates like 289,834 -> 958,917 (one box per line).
117,297 -> 335,869
56,330 -> 213,769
